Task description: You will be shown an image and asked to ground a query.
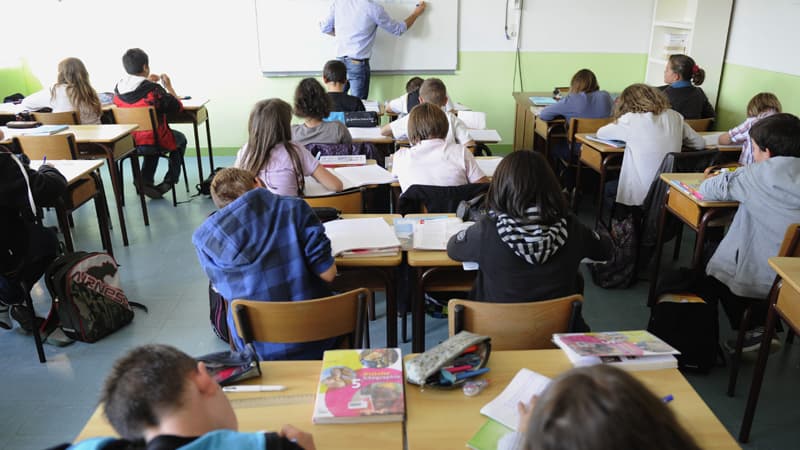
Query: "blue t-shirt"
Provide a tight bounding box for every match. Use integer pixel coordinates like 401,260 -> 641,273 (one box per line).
538,90 -> 614,124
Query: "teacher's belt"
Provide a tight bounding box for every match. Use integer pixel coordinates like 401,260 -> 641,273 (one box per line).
344,57 -> 369,64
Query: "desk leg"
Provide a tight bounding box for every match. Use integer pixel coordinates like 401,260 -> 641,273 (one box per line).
55,200 -> 75,254
191,121 -> 204,182
648,195 -> 670,307
103,153 -> 129,247
205,116 -> 215,172
413,267 -> 426,353
383,268 -> 398,348
91,172 -> 114,257
572,158 -> 583,211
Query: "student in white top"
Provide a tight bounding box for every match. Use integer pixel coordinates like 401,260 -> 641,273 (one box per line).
381,78 -> 473,147
385,76 -> 456,117
596,83 -> 704,206
20,57 -> 102,124
392,103 -> 487,192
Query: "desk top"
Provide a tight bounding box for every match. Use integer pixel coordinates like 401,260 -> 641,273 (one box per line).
404,214 -> 461,267
660,173 -> 740,208
75,360 -> 403,450
348,127 -> 394,144
575,133 -> 624,153
1,124 -> 137,145
102,98 -> 208,112
769,257 -> 800,294
30,160 -> 104,183
405,349 -> 739,450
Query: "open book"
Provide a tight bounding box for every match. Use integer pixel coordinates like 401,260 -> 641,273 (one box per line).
319,154 -> 366,167
412,217 -> 473,250
479,368 -> 552,431
3,124 -> 69,137
584,134 -> 625,148
347,127 -> 386,141
304,164 -> 396,197
323,217 -> 401,257
529,96 -> 557,106
476,157 -> 502,177
468,129 -> 502,143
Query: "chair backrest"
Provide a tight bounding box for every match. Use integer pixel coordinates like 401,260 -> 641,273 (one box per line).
304,189 -> 364,213
32,111 -> 78,125
685,118 -> 713,132
398,183 -> 490,215
778,224 -> 800,257
13,134 -> 78,160
231,288 -> 370,348
111,106 -> 157,132
447,295 -> 584,350
567,117 -> 614,143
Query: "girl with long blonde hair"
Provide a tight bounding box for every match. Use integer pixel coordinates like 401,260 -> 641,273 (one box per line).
21,57 -> 102,124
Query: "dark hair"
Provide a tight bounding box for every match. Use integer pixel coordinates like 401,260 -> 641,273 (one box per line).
122,48 -> 149,75
746,92 -> 782,117
294,78 -> 332,121
211,167 -> 257,209
405,76 -> 424,93
239,98 -> 306,195
569,69 -> 599,94
408,103 -> 449,144
323,60 -> 347,84
419,78 -> 448,106
488,150 -> 566,222
101,344 -> 197,440
668,54 -> 705,86
749,113 -> 800,158
523,365 -> 702,450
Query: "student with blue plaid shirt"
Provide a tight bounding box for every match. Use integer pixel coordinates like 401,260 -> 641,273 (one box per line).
192,168 -> 337,360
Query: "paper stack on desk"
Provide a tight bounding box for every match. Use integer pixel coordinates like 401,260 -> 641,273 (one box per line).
324,217 -> 400,257
304,165 -> 396,197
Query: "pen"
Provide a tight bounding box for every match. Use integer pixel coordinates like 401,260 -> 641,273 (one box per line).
222,385 -> 286,392
42,155 -> 47,165
662,394 -> 674,404
316,151 -> 322,160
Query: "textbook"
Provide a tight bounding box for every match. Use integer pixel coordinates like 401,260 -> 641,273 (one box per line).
319,154 -> 366,167
529,96 -> 557,106
557,341 -> 678,371
323,217 -> 401,257
552,330 -> 680,358
584,134 -> 626,148
303,164 -> 396,197
669,179 -> 704,201
412,217 -> 473,251
479,368 -> 551,430
312,348 -> 404,424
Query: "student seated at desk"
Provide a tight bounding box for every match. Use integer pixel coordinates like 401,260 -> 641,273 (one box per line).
291,78 -> 352,146
699,113 -> 800,352
718,92 -> 782,165
114,48 -> 188,199
385,76 -> 456,117
538,69 -> 613,162
597,83 -> 704,207
59,344 -> 314,450
392,103 -> 487,193
236,98 -> 342,197
381,78 -> 473,146
497,365 -> 701,450
659,54 -> 715,120
447,151 -> 610,329
193,168 -> 338,361
20,57 -> 102,124
322,60 -> 365,113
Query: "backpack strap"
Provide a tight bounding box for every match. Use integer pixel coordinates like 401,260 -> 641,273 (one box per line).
128,301 -> 148,313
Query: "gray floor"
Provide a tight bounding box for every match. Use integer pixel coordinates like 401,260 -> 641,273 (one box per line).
1,156 -> 798,450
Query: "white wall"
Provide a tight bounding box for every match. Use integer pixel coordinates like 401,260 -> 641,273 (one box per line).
725,0 -> 800,76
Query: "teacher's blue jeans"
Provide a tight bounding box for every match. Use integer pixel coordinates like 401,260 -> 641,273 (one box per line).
341,57 -> 370,100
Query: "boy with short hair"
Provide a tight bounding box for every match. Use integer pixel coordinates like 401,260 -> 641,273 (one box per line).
385,76 -> 456,117
193,168 -> 337,360
322,60 -> 365,113
114,48 -> 188,199
63,344 -> 314,449
381,77 -> 473,146
700,113 -> 800,351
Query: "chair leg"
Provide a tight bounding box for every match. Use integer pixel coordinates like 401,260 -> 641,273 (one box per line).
117,160 -> 126,207
171,184 -> 178,207
728,306 -> 753,397
21,281 -> 46,363
182,158 -> 190,193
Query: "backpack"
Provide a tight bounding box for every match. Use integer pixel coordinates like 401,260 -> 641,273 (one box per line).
43,252 -> 146,343
209,282 -> 230,343
589,207 -> 639,289
456,192 -> 488,222
196,167 -> 225,196
647,268 -> 720,373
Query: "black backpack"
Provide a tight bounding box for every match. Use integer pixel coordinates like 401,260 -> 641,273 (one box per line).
196,167 -> 226,196
43,252 -> 146,343
647,268 -> 720,373
209,282 -> 230,343
589,207 -> 639,289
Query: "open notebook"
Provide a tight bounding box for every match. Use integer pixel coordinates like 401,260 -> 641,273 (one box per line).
323,217 -> 401,257
304,165 -> 396,197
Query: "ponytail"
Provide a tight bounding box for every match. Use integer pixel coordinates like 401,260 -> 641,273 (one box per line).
668,54 -> 705,86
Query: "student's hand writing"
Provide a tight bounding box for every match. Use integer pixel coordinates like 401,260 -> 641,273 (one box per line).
516,395 -> 538,434
279,425 -> 316,450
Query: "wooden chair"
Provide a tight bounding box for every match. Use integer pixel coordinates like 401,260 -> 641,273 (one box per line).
685,118 -> 714,132
12,134 -> 113,255
304,189 -> 364,214
32,111 -> 78,125
565,117 -> 615,211
448,295 -> 584,350
728,223 -> 800,397
231,288 -> 371,350
111,106 -> 189,207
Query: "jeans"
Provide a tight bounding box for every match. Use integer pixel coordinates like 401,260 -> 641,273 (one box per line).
340,57 -> 371,100
138,130 -> 187,185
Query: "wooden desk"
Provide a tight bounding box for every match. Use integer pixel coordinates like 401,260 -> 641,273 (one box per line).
405,349 -> 739,449
405,214 -> 475,352
348,127 -> 395,145
32,159 -> 113,255
740,256 -> 800,442
574,133 -> 624,226
2,124 -> 145,247
333,214 -> 403,347
166,98 -> 215,181
512,92 -> 562,152
647,173 -> 739,306
75,360 -> 403,450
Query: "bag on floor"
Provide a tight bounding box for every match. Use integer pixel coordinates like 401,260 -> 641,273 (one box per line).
647,268 -> 720,373
43,252 -> 146,343
589,207 -> 639,289
196,167 -> 226,196
209,282 -> 230,343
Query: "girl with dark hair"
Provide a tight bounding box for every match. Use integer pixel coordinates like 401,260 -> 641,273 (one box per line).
235,98 -> 342,197
291,78 -> 352,146
21,57 -> 102,124
498,365 -> 702,450
446,150 -> 610,308
660,54 -> 715,119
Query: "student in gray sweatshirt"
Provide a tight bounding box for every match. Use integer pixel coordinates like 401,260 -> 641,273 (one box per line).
699,113 -> 800,351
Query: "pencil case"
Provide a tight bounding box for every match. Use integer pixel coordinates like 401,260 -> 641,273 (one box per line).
344,111 -> 379,128
196,345 -> 261,387
405,331 -> 491,389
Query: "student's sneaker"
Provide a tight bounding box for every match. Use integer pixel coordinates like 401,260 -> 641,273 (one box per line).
0,305 -> 11,330
156,180 -> 175,195
136,181 -> 164,199
724,326 -> 781,354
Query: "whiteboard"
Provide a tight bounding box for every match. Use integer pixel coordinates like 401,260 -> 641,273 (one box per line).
725,0 -> 800,76
255,0 -> 458,75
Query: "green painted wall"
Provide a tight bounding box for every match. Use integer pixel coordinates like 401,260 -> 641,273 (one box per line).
0,59 -> 42,98
716,63 -> 800,131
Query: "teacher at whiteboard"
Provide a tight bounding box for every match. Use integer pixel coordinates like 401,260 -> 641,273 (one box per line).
320,0 -> 427,99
